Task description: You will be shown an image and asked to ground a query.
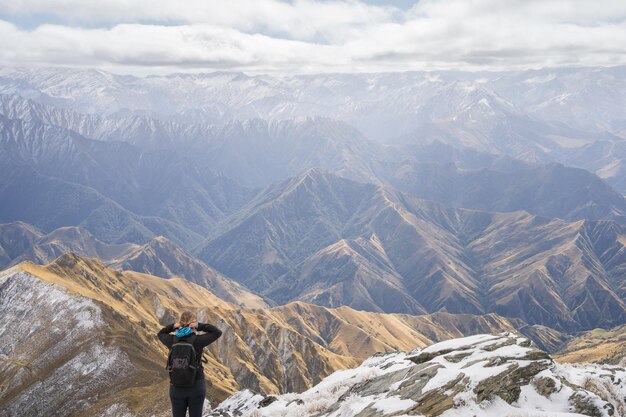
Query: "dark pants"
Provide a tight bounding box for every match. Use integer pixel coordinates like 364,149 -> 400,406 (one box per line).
169,378 -> 206,417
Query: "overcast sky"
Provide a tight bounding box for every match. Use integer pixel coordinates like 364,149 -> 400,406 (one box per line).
0,0 -> 625,75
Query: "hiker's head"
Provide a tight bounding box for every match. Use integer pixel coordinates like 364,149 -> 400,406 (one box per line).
179,311 -> 195,327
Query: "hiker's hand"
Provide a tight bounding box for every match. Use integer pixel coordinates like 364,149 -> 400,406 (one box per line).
173,323 -> 180,329
190,322 -> 197,329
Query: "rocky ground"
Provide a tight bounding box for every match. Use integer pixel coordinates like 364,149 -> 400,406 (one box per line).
211,333 -> 626,417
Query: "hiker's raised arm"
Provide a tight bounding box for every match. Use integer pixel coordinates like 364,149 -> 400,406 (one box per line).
196,322 -> 221,335
157,323 -> 176,348
158,323 -> 176,334
196,322 -> 222,346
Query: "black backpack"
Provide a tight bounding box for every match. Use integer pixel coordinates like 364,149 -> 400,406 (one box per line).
166,334 -> 199,387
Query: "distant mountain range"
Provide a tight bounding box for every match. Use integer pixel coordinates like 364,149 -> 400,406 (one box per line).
2,95 -> 626,235
1,66 -> 623,138
1,66 -> 625,190
0,67 -> 625,337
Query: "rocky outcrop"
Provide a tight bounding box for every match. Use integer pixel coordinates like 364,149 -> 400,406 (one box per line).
212,333 -> 626,417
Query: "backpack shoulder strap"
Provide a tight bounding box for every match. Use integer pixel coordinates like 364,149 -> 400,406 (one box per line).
166,336 -> 176,370
165,336 -> 182,370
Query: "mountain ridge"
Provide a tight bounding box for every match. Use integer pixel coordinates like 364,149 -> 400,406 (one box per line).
0,221 -> 266,308
197,169 -> 626,331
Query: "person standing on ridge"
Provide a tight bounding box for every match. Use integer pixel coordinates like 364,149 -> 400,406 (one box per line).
157,311 -> 223,417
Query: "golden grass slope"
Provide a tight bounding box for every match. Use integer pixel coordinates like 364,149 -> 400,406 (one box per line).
0,253 -> 566,416
556,324 -> 626,365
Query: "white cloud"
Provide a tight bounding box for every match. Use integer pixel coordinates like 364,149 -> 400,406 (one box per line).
0,0 -> 397,41
0,0 -> 624,74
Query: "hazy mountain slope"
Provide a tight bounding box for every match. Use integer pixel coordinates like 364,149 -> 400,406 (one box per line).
395,140 -> 626,220
560,140 -> 626,194
0,222 -> 266,308
0,153 -> 203,247
0,95 -> 392,188
197,170 -> 626,331
0,254 -> 544,416
390,159 -> 626,223
390,85 -> 585,160
191,117 -> 391,188
0,114 -> 255,239
0,93 -> 213,149
491,66 -> 626,134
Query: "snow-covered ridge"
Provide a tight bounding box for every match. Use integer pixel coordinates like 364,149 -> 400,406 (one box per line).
0,66 -> 624,139
0,269 -> 135,417
210,333 -> 625,417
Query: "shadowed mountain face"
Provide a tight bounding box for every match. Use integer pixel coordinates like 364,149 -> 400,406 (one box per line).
389,150 -> 626,224
0,114 -> 256,246
197,170 -> 626,331
560,140 -> 626,194
0,221 -> 41,265
0,151 -> 203,247
0,254 -> 542,416
394,140 -> 626,223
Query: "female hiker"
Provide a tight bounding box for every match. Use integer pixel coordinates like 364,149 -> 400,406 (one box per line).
157,311 -> 223,417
